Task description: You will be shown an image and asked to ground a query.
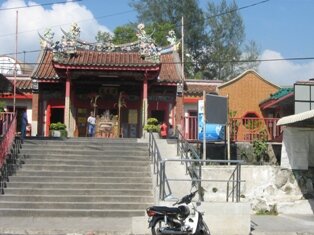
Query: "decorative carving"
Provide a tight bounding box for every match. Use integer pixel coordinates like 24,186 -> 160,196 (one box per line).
136,23 -> 160,62
39,23 -> 177,62
96,110 -> 114,138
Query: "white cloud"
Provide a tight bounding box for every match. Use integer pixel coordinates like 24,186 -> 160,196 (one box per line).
0,0 -> 109,62
258,50 -> 314,87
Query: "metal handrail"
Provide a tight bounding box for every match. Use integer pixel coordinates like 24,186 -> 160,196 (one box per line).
0,112 -> 22,194
159,158 -> 244,202
148,131 -> 172,198
174,128 -> 244,202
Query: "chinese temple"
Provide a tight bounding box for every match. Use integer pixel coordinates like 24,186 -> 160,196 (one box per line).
31,23 -> 183,138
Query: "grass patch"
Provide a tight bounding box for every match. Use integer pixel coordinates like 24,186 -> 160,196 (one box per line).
255,205 -> 278,216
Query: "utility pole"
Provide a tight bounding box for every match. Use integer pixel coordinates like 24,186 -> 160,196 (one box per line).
181,16 -> 184,80
13,10 -> 18,113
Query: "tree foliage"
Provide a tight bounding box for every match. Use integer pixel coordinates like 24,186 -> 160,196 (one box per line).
93,0 -> 260,80
127,0 -> 260,81
112,24 -> 137,44
204,0 -> 245,80
130,0 -> 206,77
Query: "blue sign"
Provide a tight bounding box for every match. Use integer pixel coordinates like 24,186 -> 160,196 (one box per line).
198,100 -> 225,141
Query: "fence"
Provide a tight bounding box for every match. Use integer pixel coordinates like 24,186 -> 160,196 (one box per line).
181,116 -> 282,142
0,112 -> 21,194
0,112 -> 16,167
149,130 -> 244,202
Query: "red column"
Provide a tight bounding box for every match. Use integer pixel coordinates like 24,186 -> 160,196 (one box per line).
142,74 -> 148,137
64,72 -> 71,135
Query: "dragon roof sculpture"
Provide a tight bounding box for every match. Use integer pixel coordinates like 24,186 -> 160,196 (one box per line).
39,23 -> 179,63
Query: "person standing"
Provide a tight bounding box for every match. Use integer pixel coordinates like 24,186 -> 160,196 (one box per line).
160,122 -> 168,139
21,109 -> 28,141
87,111 -> 96,137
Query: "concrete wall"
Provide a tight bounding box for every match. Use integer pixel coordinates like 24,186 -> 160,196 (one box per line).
202,202 -> 250,235
201,165 -> 314,214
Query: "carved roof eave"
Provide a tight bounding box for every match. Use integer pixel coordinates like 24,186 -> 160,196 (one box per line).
39,23 -> 180,65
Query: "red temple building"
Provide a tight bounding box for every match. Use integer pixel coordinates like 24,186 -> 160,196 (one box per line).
30,24 -> 183,138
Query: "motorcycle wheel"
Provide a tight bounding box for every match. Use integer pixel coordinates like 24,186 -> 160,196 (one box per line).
151,219 -> 168,235
200,222 -> 210,235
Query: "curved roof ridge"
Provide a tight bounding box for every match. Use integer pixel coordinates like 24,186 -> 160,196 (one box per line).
218,69 -> 280,89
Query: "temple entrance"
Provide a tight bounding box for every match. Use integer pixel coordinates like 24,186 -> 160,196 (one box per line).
51,108 -> 64,124
73,82 -> 142,138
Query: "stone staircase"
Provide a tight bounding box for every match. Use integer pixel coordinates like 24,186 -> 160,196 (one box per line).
0,137 -> 154,217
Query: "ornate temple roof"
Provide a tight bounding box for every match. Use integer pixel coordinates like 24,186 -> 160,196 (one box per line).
32,48 -> 182,83
32,23 -> 182,83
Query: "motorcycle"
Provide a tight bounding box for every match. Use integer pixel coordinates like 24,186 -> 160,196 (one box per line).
146,190 -> 210,235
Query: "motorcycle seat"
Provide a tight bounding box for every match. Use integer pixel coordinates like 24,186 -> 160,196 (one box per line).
150,206 -> 180,214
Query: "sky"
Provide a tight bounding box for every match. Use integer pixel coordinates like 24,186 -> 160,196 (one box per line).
0,0 -> 314,87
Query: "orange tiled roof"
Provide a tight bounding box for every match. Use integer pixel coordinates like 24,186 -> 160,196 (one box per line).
31,50 -> 59,80
15,79 -> 32,91
0,75 -> 32,94
184,80 -> 222,96
159,52 -> 182,83
32,49 -> 181,83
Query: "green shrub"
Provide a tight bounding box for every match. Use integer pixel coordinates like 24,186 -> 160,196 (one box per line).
50,122 -> 66,130
0,101 -> 6,112
144,118 -> 160,132
256,205 -> 278,216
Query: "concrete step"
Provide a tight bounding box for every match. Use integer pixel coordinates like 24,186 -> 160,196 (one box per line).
3,188 -> 152,196
0,201 -> 151,210
19,164 -> 150,172
24,159 -> 149,166
15,170 -> 151,177
9,176 -> 152,183
1,137 -> 153,218
23,137 -> 147,144
0,195 -> 154,203
6,182 -> 153,190
21,143 -> 147,150
20,153 -> 148,161
19,148 -> 148,156
0,208 -> 146,217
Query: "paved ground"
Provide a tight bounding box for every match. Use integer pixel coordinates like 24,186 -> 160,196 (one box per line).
0,214 -> 313,235
251,214 -> 314,235
0,217 -> 138,235
0,138 -> 313,235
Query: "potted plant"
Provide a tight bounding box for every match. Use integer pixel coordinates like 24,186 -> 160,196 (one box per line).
144,118 -> 160,139
50,122 -> 67,137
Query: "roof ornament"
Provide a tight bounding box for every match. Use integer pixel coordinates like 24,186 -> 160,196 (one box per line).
39,28 -> 55,49
161,30 -> 181,54
39,23 -> 80,62
59,23 -> 80,55
38,23 -> 179,63
136,23 -> 160,63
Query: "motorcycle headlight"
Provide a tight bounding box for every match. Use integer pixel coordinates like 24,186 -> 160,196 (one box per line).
178,205 -> 190,218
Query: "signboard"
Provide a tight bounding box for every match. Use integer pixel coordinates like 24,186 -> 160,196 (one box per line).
198,100 -> 225,141
205,94 -> 228,124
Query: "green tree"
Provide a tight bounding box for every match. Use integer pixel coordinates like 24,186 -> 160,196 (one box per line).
130,0 -> 206,77
95,31 -> 113,44
236,40 -> 260,74
112,24 -> 138,44
129,0 -> 260,80
203,0 -> 244,80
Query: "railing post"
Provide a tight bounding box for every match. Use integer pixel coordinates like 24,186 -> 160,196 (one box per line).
159,161 -> 166,200
237,164 -> 241,202
232,170 -> 235,202
198,162 -> 202,201
226,180 -> 229,202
